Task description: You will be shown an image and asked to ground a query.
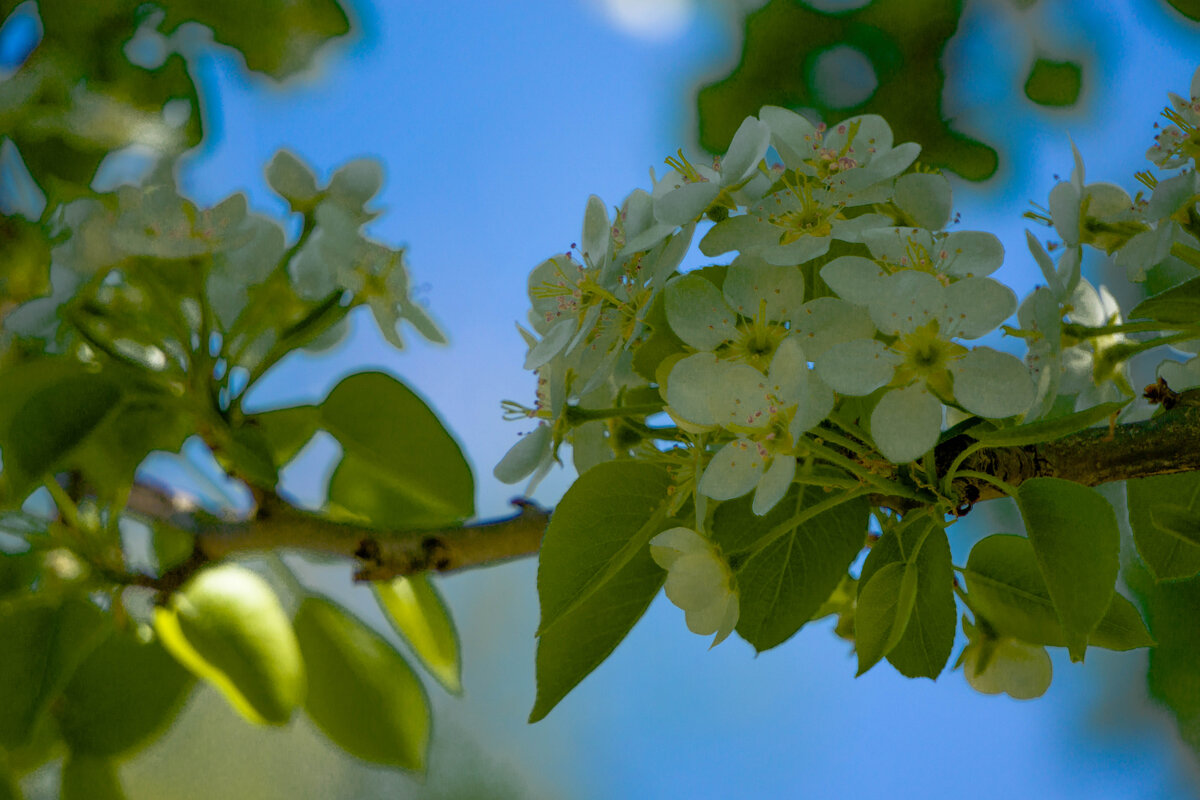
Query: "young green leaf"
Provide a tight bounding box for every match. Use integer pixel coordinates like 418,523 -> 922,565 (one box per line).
968,400 -> 1129,447
857,515 -> 955,679
247,405 -> 321,467
964,534 -> 1152,651
1128,472 -> 1200,581
711,486 -> 868,652
531,461 -> 672,721
154,564 -> 305,726
1015,478 -> 1121,661
59,628 -> 195,757
320,372 -> 473,527
855,562 -> 909,676
1129,275 -> 1200,324
372,575 -> 462,694
294,596 -> 430,770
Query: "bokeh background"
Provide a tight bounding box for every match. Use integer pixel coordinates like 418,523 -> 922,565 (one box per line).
12,0 -> 1200,797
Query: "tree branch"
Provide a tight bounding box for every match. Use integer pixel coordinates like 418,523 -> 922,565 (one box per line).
120,405 -> 1200,593
123,485 -> 550,592
940,404 -> 1200,508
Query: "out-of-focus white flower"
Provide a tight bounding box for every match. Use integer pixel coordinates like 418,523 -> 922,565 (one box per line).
650,527 -> 739,646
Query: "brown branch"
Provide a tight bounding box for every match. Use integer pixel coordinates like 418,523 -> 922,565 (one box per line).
939,404 -> 1200,508
118,405 -> 1200,593
125,492 -> 550,593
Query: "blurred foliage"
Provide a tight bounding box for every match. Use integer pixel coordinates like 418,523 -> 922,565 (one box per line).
697,0 -> 1002,180
1023,57 -> 1082,106
1169,0 -> 1200,20
0,1 -> 484,796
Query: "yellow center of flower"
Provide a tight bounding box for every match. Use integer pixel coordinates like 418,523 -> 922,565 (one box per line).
891,320 -> 965,396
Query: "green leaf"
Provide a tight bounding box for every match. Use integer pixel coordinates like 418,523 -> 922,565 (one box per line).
372,575 -> 462,694
857,516 -> 955,678
969,400 -> 1129,447
1167,0 -> 1200,21
1023,58 -> 1083,107
1127,564 -> 1200,756
1128,472 -> 1200,581
0,760 -> 19,800
160,0 -> 351,80
695,0 -> 999,180
0,595 -> 108,750
61,754 -> 127,800
59,628 -> 195,758
1129,276 -> 1200,324
1015,477 -> 1120,660
0,359 -> 123,502
964,534 -> 1153,650
0,550 -> 39,599
855,562 -> 908,676
247,405 -> 321,467
71,393 -> 194,503
154,565 -> 304,727
294,597 -> 430,771
531,461 -> 671,722
710,485 -> 868,652
320,372 -> 473,528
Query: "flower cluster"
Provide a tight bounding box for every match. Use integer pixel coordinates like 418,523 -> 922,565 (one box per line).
502,70 -> 1200,664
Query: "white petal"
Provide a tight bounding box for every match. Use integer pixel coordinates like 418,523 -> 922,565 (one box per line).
524,317 -> 576,370
952,347 -> 1035,418
940,231 -> 1004,277
665,274 -> 739,350
714,363 -> 775,429
816,339 -> 900,396
790,297 -> 877,360
699,439 -> 767,501
820,255 -> 888,306
790,372 -> 835,440
758,235 -> 832,266
753,456 -> 795,516
665,553 -> 726,611
1048,181 -> 1080,246
893,172 -> 951,230
720,117 -> 772,186
942,277 -> 1016,339
493,425 -> 552,484
581,194 -> 610,269
766,335 -> 808,401
760,105 -> 818,169
870,384 -> 943,463
722,263 -> 805,323
655,182 -> 721,226
710,594 -> 740,647
666,353 -> 725,426
870,270 -> 943,335
650,527 -> 708,569
964,638 -> 1052,700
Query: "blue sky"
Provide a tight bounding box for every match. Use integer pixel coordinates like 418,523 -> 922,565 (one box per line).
125,0 -> 1200,796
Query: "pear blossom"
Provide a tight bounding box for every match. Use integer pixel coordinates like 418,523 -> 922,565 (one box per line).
1146,66 -> 1200,169
697,110 -> 919,267
960,620 -> 1052,700
652,116 -> 772,226
815,267 -> 1033,463
649,527 -> 739,646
